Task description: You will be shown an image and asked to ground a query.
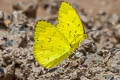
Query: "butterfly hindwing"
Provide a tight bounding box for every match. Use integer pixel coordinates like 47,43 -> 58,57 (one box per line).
33,21 -> 71,68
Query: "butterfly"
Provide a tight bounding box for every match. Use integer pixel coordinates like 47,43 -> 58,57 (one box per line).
33,2 -> 88,69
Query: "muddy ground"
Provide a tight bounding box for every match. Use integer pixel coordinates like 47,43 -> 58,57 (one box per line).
0,0 -> 120,80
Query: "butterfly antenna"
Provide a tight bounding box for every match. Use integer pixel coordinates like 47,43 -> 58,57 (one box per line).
86,29 -> 98,34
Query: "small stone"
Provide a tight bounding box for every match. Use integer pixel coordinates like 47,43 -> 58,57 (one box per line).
15,68 -> 24,80
81,39 -> 97,53
12,11 -> 27,23
107,51 -> 120,71
0,11 -> 4,21
19,35 -> 27,48
104,74 -> 114,80
97,49 -> 103,56
10,24 -> 19,34
15,59 -> 23,66
13,2 -> 38,18
75,52 -> 83,58
71,61 -> 78,67
110,67 -> 119,73
70,71 -> 78,80
93,21 -> 102,30
108,14 -> 119,25
7,40 -> 15,46
92,31 -> 101,42
114,77 -> 120,80
114,24 -> 120,39
80,14 -> 89,23
0,11 -> 7,30
0,67 -> 4,78
98,10 -> 106,16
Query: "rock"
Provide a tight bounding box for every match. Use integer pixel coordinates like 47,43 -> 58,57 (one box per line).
70,71 -> 79,80
107,51 -> 120,73
12,11 -> 27,23
13,1 -> 38,18
71,61 -> 78,67
114,24 -> 120,40
108,14 -> 119,25
80,14 -> 89,23
104,74 -> 114,80
0,67 -> 4,78
0,11 -> 4,21
81,39 -> 97,53
114,77 -> 120,80
75,52 -> 84,58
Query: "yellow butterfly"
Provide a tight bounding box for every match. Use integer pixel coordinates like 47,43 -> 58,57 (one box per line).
33,2 -> 88,69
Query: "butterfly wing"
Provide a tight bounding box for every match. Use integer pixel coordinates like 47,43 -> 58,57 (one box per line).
33,21 -> 71,68
57,2 -> 87,50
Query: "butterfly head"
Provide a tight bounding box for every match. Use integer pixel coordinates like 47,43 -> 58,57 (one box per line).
70,33 -> 88,51
83,33 -> 88,39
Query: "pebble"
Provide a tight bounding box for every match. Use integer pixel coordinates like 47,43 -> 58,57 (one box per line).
70,71 -> 78,80
108,14 -> 119,25
13,2 -> 38,18
114,24 -> 120,39
114,77 -> 120,80
105,75 -> 114,80
0,11 -> 4,21
75,52 -> 84,58
81,39 -> 97,53
0,67 -> 4,78
80,14 -> 89,23
7,40 -> 16,46
71,61 -> 78,67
